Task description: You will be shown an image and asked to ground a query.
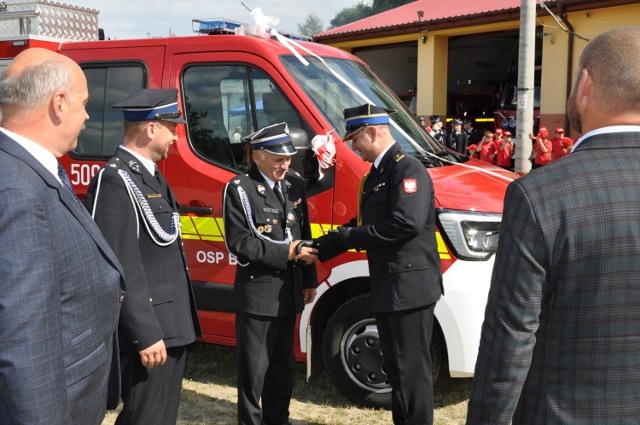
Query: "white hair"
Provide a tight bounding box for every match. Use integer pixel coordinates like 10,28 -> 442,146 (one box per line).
0,60 -> 72,109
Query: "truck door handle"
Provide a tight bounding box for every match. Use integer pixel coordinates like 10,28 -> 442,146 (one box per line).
178,205 -> 213,215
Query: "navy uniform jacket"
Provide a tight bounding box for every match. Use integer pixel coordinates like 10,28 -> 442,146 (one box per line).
447,130 -> 469,154
467,132 -> 640,424
85,147 -> 201,352
465,127 -> 483,146
340,143 -> 442,313
223,165 -> 318,317
0,133 -> 124,424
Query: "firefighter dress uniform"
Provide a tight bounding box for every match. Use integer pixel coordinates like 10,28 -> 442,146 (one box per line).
222,122 -> 318,425
320,104 -> 443,424
85,89 -> 201,425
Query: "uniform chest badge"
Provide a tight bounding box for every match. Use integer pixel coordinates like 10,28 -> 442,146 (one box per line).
257,224 -> 273,234
287,212 -> 296,223
373,182 -> 386,192
403,179 -> 418,194
257,184 -> 266,196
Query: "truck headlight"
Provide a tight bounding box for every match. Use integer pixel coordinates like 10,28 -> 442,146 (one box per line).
437,210 -> 502,260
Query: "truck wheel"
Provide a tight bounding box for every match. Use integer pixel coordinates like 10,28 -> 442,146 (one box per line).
322,293 -> 443,409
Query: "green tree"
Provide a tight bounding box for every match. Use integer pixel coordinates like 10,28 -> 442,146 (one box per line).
329,2 -> 373,29
371,0 -> 414,14
329,0 -> 415,29
297,12 -> 325,36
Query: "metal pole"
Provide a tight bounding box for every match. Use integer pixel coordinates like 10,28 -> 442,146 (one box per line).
514,0 -> 536,174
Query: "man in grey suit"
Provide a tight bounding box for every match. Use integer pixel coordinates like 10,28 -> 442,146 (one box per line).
0,48 -> 124,425
467,26 -> 640,424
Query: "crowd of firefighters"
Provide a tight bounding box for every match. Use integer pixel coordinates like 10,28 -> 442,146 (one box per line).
419,114 -> 575,171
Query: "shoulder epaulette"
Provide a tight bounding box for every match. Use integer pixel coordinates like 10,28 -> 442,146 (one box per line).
286,169 -> 303,180
230,172 -> 251,187
394,153 -> 406,162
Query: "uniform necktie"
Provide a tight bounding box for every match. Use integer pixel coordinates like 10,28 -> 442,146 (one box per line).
57,163 -> 81,202
155,166 -> 168,195
273,182 -> 285,206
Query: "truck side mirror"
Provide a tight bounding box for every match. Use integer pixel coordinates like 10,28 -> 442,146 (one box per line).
289,127 -> 319,186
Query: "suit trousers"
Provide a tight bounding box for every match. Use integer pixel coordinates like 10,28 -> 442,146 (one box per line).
375,303 -> 436,425
236,312 -> 296,425
115,345 -> 187,425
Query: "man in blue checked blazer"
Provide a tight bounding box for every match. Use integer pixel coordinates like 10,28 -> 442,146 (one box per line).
0,50 -> 124,424
467,26 -> 640,424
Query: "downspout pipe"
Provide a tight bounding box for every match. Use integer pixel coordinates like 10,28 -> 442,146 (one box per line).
558,4 -> 574,133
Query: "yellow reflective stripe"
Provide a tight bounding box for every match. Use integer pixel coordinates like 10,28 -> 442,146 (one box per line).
216,217 -> 226,237
179,216 -> 224,242
183,217 -> 452,260
436,231 -> 451,260
194,217 -> 224,242
180,216 -> 199,239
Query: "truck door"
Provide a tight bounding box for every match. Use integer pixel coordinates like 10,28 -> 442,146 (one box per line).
59,44 -> 166,196
167,52 -> 332,344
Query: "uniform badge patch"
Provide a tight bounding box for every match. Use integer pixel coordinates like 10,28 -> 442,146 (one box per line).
287,212 -> 296,222
373,182 -> 386,192
403,179 -> 417,193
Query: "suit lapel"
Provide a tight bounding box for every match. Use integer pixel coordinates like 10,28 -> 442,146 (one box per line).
361,144 -> 398,204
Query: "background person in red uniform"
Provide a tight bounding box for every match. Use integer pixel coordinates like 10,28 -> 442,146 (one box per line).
496,130 -> 513,170
530,126 -> 552,168
478,131 -> 497,164
550,127 -> 574,160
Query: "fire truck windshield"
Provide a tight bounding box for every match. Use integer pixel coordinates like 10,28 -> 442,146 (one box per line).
282,55 -> 449,161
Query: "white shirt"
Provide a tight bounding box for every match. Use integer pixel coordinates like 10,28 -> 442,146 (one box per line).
0,127 -> 63,184
571,125 -> 640,152
258,170 -> 281,193
119,145 -> 156,175
373,142 -> 395,169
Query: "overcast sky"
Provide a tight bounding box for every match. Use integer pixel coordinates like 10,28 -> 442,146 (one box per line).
67,0 -> 358,40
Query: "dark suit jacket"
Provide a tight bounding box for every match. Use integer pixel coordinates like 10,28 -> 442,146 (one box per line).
447,130 -> 469,154
223,165 -> 318,317
0,133 -> 124,425
340,143 -> 442,313
468,132 -> 640,424
85,147 -> 201,352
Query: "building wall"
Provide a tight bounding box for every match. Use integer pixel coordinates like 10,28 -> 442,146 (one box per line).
539,3 -> 640,138
356,45 -> 417,96
324,3 -> 640,136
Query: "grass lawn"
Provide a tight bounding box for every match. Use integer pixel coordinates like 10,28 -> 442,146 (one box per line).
103,342 -> 472,424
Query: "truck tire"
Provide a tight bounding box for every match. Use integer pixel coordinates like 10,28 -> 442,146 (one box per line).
322,293 -> 443,409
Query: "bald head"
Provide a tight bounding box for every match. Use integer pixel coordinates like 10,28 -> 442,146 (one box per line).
0,48 -> 89,156
0,48 -> 81,113
567,27 -> 640,133
580,27 -> 640,114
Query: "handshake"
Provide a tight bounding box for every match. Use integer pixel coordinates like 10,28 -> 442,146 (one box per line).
294,224 -> 355,264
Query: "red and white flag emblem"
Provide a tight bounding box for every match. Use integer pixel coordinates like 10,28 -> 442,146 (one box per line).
403,178 -> 417,193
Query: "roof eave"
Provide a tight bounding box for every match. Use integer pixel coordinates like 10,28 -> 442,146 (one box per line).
313,0 -> 638,44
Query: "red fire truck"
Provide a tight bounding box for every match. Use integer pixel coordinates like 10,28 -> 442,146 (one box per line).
0,14 -> 516,408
